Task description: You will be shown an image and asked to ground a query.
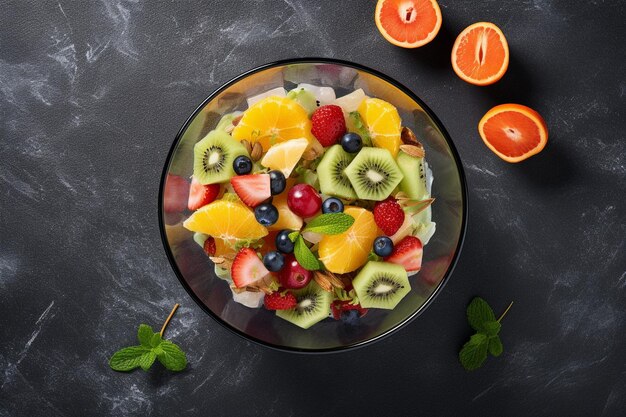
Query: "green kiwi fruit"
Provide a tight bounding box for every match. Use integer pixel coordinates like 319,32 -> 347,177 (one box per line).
344,147 -> 404,201
276,281 -> 332,329
316,145 -> 357,199
352,261 -> 411,309
193,129 -> 247,184
396,151 -> 428,200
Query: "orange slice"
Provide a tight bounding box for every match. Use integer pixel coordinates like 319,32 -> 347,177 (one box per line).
451,22 -> 509,86
478,104 -> 548,163
357,98 -> 402,157
375,0 -> 442,48
318,207 -> 378,274
183,200 -> 268,240
232,96 -> 312,152
260,138 -> 308,177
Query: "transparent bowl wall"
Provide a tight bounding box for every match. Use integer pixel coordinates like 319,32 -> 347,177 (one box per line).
160,60 -> 466,352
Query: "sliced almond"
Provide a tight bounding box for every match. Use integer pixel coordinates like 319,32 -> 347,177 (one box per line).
241,139 -> 253,155
313,271 -> 333,292
301,147 -> 322,161
230,285 -> 247,294
326,272 -> 345,289
209,256 -> 225,265
250,142 -> 263,161
401,126 -> 424,147
232,114 -> 243,127
399,144 -> 426,159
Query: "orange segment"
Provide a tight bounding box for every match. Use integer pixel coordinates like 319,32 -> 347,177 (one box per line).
318,207 -> 378,274
183,200 -> 268,240
267,191 -> 303,232
260,138 -> 308,177
452,22 -> 509,86
232,96 -> 312,151
375,0 -> 442,48
358,98 -> 402,157
478,104 -> 548,163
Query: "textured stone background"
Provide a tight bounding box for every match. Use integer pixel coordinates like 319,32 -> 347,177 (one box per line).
1,1 -> 624,416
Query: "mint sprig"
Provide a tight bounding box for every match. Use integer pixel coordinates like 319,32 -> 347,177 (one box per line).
293,235 -> 321,271
110,304 -> 187,372
459,298 -> 513,371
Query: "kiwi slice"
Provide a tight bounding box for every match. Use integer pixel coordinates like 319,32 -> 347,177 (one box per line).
396,151 -> 428,199
276,281 -> 332,329
193,130 -> 247,184
316,145 -> 357,199
352,261 -> 411,309
344,147 -> 404,201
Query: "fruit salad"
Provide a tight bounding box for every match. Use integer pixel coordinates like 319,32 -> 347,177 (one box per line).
164,85 -> 435,329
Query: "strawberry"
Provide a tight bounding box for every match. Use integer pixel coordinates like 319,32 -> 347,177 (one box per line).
331,300 -> 368,320
384,236 -> 423,272
311,105 -> 346,147
373,197 -> 404,236
163,174 -> 189,213
203,236 -> 216,256
187,177 -> 220,211
264,291 -> 297,310
230,174 -> 271,207
231,248 -> 270,288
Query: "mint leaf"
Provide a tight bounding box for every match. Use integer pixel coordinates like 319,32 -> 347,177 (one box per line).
303,213 -> 354,235
483,321 -> 501,337
139,351 -> 157,371
137,324 -> 154,347
467,297 -> 496,331
156,340 -> 187,371
459,337 -> 489,371
348,111 -> 372,146
468,333 -> 487,345
150,332 -> 163,348
294,235 -> 321,270
109,346 -> 153,372
488,336 -> 503,357
288,231 -> 300,242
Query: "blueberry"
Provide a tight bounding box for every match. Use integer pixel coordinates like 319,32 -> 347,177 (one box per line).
263,251 -> 285,272
233,155 -> 252,175
373,236 -> 394,257
322,197 -> 344,214
254,203 -> 279,226
275,229 -> 295,253
340,132 -> 363,154
276,229 -> 295,253
269,170 -> 286,195
340,309 -> 361,325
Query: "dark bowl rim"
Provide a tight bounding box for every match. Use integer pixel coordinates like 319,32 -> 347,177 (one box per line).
158,57 -> 468,354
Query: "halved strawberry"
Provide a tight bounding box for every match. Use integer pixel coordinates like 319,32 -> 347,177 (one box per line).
264,291 -> 297,310
188,177 -> 220,211
331,300 -> 368,320
163,174 -> 189,213
231,248 -> 270,288
230,174 -> 271,207
384,236 -> 423,272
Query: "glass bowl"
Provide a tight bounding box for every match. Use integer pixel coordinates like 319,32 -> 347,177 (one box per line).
159,59 -> 467,353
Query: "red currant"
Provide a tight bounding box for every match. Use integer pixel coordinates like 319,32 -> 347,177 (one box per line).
287,184 -> 322,218
278,254 -> 312,289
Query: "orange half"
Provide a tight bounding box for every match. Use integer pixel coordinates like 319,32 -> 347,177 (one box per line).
478,104 -> 548,163
452,22 -> 509,86
375,0 -> 442,48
